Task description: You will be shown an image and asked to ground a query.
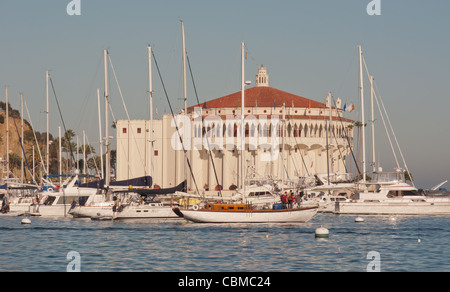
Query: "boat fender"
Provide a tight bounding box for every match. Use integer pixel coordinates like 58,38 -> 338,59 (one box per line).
193,204 -> 199,211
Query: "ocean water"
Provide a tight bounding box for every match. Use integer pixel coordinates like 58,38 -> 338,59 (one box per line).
0,213 -> 449,272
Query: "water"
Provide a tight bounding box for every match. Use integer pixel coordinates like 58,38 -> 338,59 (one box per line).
1,214 -> 449,272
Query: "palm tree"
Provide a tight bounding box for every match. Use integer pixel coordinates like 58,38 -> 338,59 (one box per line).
62,129 -> 76,171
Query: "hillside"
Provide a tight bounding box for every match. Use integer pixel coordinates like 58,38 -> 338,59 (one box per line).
0,109 -> 42,181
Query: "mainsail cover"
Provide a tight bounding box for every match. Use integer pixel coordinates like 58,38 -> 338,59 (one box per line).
79,176 -> 152,189
114,180 -> 187,196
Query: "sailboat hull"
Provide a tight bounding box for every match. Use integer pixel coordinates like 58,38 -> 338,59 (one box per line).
173,206 -> 318,223
71,205 -> 181,220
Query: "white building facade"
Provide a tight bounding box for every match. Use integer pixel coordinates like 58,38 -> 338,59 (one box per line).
116,67 -> 354,194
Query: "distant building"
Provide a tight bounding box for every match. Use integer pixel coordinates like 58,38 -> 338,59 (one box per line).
116,66 -> 354,194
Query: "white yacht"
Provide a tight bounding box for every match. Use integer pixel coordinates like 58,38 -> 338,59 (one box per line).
8,175 -> 98,217
335,171 -> 450,215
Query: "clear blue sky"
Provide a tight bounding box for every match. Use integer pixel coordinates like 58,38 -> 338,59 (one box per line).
1,0 -> 449,188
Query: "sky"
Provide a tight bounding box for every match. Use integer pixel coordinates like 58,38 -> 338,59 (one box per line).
1,0 -> 449,188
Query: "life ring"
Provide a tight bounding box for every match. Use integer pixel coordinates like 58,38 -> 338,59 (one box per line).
193,204 -> 199,211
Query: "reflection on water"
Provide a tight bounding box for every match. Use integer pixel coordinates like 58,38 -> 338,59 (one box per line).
1,214 -> 449,271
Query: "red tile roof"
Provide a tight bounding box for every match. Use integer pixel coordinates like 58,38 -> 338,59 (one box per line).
188,86 -> 326,110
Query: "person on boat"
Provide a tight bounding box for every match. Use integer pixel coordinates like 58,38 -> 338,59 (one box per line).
296,192 -> 302,206
289,192 -> 295,208
0,197 -> 7,213
281,192 -> 288,209
112,196 -> 119,212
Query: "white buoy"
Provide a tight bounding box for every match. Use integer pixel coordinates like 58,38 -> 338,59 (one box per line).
355,216 -> 364,223
315,226 -> 329,238
21,218 -> 31,224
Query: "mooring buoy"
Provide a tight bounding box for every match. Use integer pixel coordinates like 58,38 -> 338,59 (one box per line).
355,217 -> 364,223
21,218 -> 31,224
315,226 -> 329,238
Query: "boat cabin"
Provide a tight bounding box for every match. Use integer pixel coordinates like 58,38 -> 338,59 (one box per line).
204,203 -> 251,211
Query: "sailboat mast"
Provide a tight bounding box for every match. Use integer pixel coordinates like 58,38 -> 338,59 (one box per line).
59,126 -> 62,186
5,86 -> 9,178
358,45 -> 366,183
328,92 -> 333,178
104,49 -> 110,187
21,92 -> 24,183
241,41 -> 245,194
148,45 -> 154,181
370,75 -> 376,172
181,21 -> 188,185
46,70 -> 50,175
97,88 -> 104,179
181,21 -> 187,115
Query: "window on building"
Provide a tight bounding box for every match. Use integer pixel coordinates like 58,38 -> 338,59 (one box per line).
123,128 -> 127,134
137,128 -> 141,134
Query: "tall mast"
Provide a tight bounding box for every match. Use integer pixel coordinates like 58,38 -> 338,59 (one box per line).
104,49 -> 110,187
21,92 -> 24,183
328,92 -> 333,177
181,20 -> 187,115
241,41 -> 245,194
97,88 -> 104,179
370,75 -> 376,172
148,45 -> 154,181
83,130 -> 86,183
358,45 -> 366,183
181,20 -> 188,185
282,103 -> 286,190
46,70 -> 50,175
76,135 -> 79,173
5,86 -> 9,178
327,92 -> 332,185
59,126 -> 62,186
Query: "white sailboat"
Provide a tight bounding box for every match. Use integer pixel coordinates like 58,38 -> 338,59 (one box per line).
173,42 -> 318,223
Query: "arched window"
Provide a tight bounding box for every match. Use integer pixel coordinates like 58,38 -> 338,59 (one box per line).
250,123 -> 256,137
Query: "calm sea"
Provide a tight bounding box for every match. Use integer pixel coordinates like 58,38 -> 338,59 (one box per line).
0,213 -> 449,272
